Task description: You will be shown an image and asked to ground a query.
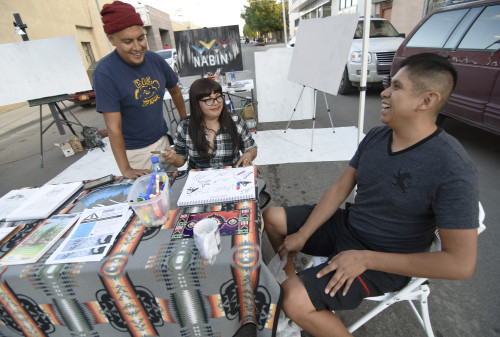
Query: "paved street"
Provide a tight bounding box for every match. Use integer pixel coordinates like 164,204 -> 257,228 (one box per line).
0,42 -> 499,336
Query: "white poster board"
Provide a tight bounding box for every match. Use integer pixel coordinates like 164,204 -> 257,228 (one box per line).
255,48 -> 314,123
0,36 -> 92,106
288,14 -> 359,95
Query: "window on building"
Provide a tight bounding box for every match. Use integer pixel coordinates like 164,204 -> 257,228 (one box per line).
81,42 -> 96,66
323,3 -> 332,17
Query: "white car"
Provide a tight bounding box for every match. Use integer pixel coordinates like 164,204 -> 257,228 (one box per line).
289,18 -> 404,94
340,18 -> 405,94
155,48 -> 179,75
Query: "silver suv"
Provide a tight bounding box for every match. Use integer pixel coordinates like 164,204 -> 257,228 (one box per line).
339,18 -> 405,95
155,48 -> 179,75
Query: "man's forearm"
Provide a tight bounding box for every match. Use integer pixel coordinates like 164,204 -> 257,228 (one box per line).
299,166 -> 357,240
107,130 -> 132,174
170,87 -> 187,119
364,228 -> 478,280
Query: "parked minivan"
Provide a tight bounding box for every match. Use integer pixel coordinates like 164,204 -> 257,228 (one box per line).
390,0 -> 500,136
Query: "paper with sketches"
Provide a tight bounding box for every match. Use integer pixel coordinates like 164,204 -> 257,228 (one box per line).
46,203 -> 132,264
177,167 -> 256,206
0,182 -> 83,221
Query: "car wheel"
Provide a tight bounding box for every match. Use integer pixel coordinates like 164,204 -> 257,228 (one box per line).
338,67 -> 353,95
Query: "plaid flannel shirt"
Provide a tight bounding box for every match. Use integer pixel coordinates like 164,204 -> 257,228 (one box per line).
174,114 -> 257,169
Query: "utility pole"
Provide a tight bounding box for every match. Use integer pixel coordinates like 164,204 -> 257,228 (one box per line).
282,0 -> 287,44
13,13 -> 29,41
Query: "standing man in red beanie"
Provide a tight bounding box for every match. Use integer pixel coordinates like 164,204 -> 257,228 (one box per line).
93,0 -> 187,179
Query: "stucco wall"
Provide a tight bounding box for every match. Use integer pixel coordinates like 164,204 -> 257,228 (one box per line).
389,0 -> 426,35
0,0 -> 114,112
145,5 -> 175,51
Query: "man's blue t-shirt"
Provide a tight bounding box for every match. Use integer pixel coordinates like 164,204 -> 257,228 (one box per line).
93,50 -> 178,150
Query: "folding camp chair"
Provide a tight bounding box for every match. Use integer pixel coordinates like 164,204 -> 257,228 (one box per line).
307,202 -> 486,337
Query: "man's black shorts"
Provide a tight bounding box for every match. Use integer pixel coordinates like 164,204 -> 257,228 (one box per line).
285,204 -> 410,311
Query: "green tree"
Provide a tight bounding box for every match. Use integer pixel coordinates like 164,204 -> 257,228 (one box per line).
243,24 -> 257,40
241,0 -> 288,36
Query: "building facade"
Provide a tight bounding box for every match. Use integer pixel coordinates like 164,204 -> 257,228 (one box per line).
288,0 -> 446,38
0,0 -> 181,112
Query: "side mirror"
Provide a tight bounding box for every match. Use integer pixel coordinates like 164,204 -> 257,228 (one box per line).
398,33 -> 406,38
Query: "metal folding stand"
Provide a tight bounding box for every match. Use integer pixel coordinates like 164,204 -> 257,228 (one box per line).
28,94 -> 84,168
284,86 -> 334,151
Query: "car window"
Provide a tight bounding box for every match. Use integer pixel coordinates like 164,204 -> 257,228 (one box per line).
459,4 -> 500,50
353,20 -> 400,39
444,7 -> 482,48
157,50 -> 172,58
406,9 -> 468,48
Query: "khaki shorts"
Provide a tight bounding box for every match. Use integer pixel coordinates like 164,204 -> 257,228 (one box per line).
126,135 -> 175,172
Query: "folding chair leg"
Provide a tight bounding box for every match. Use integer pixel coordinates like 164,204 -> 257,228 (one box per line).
347,300 -> 393,333
347,278 -> 434,335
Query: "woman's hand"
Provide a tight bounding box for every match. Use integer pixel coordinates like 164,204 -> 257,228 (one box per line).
236,153 -> 253,167
162,147 -> 178,164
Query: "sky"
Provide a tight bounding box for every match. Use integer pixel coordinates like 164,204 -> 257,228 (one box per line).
123,0 -> 249,35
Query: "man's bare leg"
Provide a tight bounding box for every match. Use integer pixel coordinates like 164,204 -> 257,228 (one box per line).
282,275 -> 353,337
263,207 -> 296,276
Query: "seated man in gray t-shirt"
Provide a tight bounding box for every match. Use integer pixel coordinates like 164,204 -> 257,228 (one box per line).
263,53 -> 479,336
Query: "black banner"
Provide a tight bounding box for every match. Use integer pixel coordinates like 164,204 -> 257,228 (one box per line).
174,25 -> 243,77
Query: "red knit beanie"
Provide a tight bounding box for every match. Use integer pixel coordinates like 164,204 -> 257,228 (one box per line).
101,1 -> 143,35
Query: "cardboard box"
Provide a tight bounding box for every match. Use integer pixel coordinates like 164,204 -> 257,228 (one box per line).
57,142 -> 75,157
69,136 -> 84,153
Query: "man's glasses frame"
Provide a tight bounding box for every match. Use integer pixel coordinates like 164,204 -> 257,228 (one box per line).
200,94 -> 225,106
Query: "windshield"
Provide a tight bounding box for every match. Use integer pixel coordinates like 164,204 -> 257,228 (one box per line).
354,20 -> 400,39
156,50 -> 173,58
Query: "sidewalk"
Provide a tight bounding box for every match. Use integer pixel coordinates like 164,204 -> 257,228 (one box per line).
0,101 -> 84,138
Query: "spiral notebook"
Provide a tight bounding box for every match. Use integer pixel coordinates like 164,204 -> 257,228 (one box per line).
177,166 -> 256,206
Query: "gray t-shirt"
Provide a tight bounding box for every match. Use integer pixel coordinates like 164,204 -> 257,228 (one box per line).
348,126 -> 478,253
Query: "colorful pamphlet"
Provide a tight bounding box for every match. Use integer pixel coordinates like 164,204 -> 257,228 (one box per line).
0,213 -> 80,265
46,203 -> 132,264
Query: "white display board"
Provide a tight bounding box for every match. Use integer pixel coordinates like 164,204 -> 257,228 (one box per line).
255,48 -> 314,123
0,36 -> 92,106
288,14 -> 359,95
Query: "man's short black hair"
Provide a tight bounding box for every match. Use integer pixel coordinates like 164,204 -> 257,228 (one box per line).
400,53 -> 458,90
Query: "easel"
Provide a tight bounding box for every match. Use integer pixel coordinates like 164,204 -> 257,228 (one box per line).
28,94 -> 84,168
284,85 -> 334,151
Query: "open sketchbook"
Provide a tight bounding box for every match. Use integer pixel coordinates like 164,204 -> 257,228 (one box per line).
177,166 -> 256,206
0,182 -> 83,221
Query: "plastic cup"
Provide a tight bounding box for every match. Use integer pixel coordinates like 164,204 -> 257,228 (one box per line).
193,218 -> 221,264
128,173 -> 170,227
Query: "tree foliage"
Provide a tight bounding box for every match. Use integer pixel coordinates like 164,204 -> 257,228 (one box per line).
243,24 -> 257,39
241,0 -> 288,36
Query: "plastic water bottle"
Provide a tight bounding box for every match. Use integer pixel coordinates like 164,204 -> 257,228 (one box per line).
231,69 -> 236,84
150,156 -> 166,173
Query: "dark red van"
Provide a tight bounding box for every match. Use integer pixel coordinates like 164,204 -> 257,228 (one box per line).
390,0 -> 500,135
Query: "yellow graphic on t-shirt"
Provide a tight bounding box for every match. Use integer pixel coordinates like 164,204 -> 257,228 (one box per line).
134,77 -> 161,107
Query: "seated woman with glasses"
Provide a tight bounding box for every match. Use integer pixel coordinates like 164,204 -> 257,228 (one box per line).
162,78 -> 257,169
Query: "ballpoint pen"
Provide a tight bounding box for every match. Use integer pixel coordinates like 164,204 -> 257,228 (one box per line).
151,145 -> 175,155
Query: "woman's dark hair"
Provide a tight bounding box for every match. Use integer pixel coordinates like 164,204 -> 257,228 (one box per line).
188,78 -> 239,158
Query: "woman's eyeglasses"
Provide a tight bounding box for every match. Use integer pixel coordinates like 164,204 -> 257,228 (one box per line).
200,95 -> 224,106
